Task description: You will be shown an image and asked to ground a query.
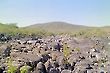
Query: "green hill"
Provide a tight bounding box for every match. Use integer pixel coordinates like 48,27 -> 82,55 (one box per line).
25,22 -> 90,33
0,22 -> 110,37
24,21 -> 110,37
0,23 -> 18,33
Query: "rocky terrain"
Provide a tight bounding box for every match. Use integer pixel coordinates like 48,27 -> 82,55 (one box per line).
0,33 -> 110,73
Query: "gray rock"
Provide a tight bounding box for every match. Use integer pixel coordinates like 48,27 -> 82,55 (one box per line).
37,62 -> 47,73
49,68 -> 60,73
0,44 -> 11,58
61,70 -> 71,73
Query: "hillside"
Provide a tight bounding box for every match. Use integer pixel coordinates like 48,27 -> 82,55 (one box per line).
0,23 -> 18,33
24,22 -> 110,37
25,22 -> 91,33
0,22 -> 110,37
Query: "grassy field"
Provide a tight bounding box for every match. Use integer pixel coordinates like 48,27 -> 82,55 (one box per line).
0,23 -> 50,36
0,22 -> 110,37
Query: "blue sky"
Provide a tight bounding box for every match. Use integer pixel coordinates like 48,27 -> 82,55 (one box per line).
0,0 -> 110,27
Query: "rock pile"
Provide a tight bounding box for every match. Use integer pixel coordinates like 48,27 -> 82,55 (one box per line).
0,35 -> 110,73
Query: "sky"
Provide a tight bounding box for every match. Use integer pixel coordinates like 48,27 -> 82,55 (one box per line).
0,0 -> 110,27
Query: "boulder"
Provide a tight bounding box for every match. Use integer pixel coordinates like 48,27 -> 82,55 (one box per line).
61,70 -> 71,73
49,68 -> 60,73
0,44 -> 11,58
36,62 -> 47,73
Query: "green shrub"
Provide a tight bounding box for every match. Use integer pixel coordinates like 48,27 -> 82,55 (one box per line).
7,65 -> 17,73
20,65 -> 31,73
63,43 -> 70,58
7,59 -> 17,73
